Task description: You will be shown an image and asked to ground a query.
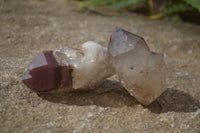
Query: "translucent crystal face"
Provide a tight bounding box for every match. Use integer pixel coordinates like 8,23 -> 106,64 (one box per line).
27,52 -> 48,71
108,29 -> 166,105
55,47 -> 83,60
108,29 -> 149,57
54,41 -> 115,89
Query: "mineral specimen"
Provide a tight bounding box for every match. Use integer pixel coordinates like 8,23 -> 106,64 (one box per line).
23,29 -> 166,106
23,41 -> 114,92
108,29 -> 166,105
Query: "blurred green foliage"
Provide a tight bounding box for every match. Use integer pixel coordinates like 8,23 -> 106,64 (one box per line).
78,0 -> 200,23
79,0 -> 146,9
150,0 -> 200,19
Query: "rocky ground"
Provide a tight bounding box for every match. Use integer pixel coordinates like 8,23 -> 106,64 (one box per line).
0,0 -> 200,132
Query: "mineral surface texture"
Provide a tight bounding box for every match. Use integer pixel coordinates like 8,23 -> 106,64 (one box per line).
54,41 -> 115,90
108,29 -> 166,105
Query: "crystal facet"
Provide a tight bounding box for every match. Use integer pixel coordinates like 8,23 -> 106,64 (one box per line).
108,29 -> 166,105
23,51 -> 72,92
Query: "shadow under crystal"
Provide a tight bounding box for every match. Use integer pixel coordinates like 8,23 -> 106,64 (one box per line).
38,80 -> 200,114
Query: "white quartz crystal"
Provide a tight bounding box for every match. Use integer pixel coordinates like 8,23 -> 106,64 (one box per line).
54,41 -> 115,90
108,29 -> 166,105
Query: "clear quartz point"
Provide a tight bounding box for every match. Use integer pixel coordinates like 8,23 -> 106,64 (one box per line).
108,29 -> 166,105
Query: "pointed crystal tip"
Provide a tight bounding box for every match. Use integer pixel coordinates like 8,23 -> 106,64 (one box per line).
23,51 -> 62,92
108,28 -> 166,105
108,28 -> 149,57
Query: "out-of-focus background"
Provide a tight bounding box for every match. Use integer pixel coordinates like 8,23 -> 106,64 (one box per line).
0,0 -> 200,132
78,0 -> 200,24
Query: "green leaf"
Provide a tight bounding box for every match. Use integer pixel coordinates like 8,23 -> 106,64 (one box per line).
183,0 -> 200,12
109,0 -> 146,9
149,4 -> 193,19
79,0 -> 114,8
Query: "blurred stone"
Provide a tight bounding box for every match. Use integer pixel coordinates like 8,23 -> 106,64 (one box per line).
108,29 -> 166,105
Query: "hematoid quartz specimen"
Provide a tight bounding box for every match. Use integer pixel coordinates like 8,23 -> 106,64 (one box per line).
23,29 -> 166,105
23,41 -> 115,92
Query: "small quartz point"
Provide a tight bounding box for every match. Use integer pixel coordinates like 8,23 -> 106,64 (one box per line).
54,41 -> 115,90
108,29 -> 166,105
23,51 -> 71,92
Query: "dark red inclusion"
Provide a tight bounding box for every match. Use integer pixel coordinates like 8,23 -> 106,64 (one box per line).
22,51 -> 72,92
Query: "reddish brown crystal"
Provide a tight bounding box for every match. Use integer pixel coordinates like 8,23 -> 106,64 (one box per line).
23,51 -> 72,92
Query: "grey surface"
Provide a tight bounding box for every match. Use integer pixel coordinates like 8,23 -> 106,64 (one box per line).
0,0 -> 200,132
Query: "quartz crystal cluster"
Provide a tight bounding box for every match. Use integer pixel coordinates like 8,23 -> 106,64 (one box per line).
23,29 -> 166,105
